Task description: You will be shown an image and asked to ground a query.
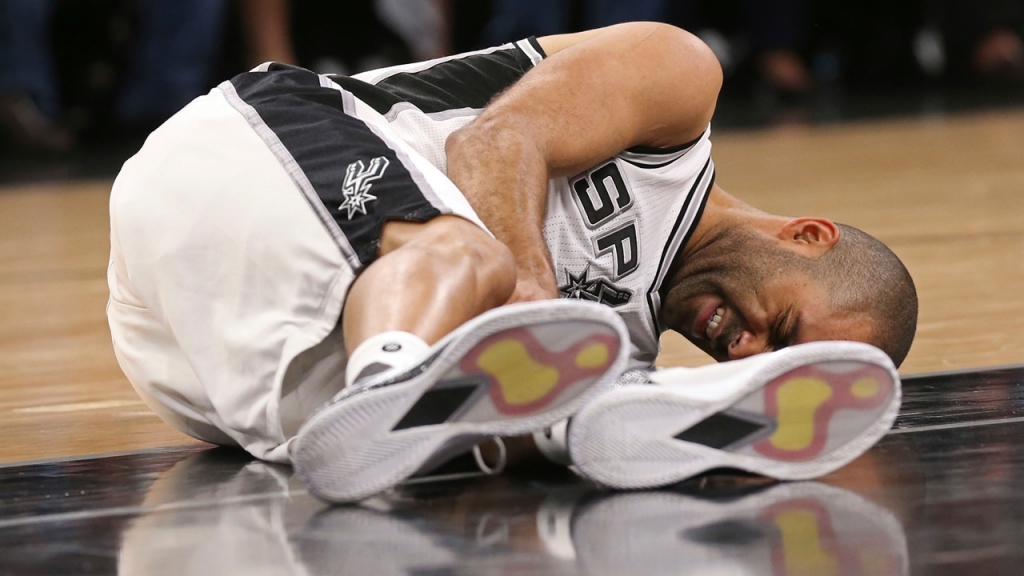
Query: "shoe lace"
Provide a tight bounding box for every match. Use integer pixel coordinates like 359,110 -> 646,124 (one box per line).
402,436 -> 507,485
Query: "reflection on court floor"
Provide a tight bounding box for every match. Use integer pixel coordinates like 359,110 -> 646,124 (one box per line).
2,367 -> 1023,575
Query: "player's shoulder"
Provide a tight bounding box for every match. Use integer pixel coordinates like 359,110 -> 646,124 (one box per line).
537,22 -> 714,62
341,40 -> 546,118
351,39 -> 544,88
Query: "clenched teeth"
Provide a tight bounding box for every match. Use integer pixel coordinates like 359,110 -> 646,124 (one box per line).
705,307 -> 724,339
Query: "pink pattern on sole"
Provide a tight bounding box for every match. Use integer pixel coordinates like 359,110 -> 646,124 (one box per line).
753,364 -> 893,461
458,327 -> 621,416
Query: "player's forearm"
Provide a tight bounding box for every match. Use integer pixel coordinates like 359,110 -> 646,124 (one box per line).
445,116 -> 558,295
443,23 -> 721,297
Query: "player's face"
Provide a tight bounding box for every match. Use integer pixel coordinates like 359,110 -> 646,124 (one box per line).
663,232 -> 875,362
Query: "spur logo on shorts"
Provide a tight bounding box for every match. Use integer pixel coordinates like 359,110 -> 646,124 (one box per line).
339,156 -> 389,219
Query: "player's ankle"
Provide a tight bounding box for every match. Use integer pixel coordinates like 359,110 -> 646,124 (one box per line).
345,331 -> 429,387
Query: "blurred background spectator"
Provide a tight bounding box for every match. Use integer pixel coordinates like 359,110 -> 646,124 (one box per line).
239,0 -> 295,67
480,0 -> 666,45
666,0 -> 813,93
932,0 -> 1024,80
0,0 -> 226,153
239,0 -> 449,74
2,0 -> 1023,164
0,0 -> 74,152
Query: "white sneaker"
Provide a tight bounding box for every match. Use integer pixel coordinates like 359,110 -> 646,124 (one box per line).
292,300 -> 629,503
568,341 -> 901,489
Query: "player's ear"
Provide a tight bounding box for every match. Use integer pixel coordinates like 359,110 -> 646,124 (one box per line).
778,218 -> 839,257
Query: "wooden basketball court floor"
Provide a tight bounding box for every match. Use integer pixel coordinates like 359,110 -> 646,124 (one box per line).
1,109 -> 1023,574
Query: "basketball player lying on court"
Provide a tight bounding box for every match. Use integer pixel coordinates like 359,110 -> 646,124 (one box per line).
107,22 -> 917,502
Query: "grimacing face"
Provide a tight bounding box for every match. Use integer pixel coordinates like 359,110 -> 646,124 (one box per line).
662,229 -> 875,362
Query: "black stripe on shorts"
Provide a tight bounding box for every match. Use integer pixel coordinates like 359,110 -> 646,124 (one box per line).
227,67 -> 443,269
328,42 -> 538,116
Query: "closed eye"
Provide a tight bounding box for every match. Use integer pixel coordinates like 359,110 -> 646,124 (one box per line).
768,307 -> 800,351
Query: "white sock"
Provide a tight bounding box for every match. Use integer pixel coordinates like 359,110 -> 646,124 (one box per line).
345,331 -> 429,387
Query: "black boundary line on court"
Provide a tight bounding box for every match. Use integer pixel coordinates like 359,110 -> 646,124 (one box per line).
2,364 -> 1021,470
901,362 -> 1024,379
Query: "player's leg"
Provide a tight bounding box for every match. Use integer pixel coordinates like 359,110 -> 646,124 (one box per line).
293,212 -> 630,504
293,294 -> 631,503
108,85 -> 362,463
340,215 -> 516,384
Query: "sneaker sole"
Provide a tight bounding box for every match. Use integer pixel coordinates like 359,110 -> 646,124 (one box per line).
568,342 -> 900,489
293,301 -> 629,503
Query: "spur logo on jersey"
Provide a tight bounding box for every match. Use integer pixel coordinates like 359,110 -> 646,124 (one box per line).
339,156 -> 389,219
559,264 -> 633,307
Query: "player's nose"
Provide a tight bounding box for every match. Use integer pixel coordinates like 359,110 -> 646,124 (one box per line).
726,330 -> 766,360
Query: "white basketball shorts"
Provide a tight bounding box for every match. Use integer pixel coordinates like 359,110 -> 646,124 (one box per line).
107,70 -> 489,463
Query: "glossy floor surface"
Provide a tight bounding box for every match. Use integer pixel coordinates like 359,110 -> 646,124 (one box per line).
2,366 -> 1022,575
2,106 -> 1024,574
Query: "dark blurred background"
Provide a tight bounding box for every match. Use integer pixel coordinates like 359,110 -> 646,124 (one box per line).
2,0 -> 1023,183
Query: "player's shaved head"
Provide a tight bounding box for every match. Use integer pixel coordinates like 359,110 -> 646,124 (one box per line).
662,218 -> 917,367
809,223 -> 918,367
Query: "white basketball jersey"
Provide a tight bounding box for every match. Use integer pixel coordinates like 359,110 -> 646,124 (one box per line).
336,38 -> 715,367
542,140 -> 714,367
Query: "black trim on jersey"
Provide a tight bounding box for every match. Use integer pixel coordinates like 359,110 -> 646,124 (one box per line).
646,160 -> 715,334
620,156 -> 687,170
327,45 -> 537,117
626,131 -> 705,156
229,67 -> 441,268
527,36 -> 548,58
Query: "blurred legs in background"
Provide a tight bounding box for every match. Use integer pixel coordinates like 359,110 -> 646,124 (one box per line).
482,0 -> 668,45
0,0 -> 227,149
938,0 -> 1024,79
116,0 -> 228,126
0,0 -> 74,152
667,0 -> 812,93
239,0 -> 297,67
375,0 -> 451,61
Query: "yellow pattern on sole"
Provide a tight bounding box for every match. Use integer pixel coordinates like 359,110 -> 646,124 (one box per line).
477,339 -> 559,406
574,343 -> 609,369
776,509 -> 839,576
769,377 -> 833,452
851,377 -> 880,399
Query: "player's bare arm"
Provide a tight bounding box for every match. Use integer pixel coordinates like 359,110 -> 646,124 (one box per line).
445,22 -> 723,302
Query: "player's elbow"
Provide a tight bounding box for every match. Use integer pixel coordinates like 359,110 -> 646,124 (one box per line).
668,26 -> 723,96
651,24 -> 723,126
652,23 -> 723,79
